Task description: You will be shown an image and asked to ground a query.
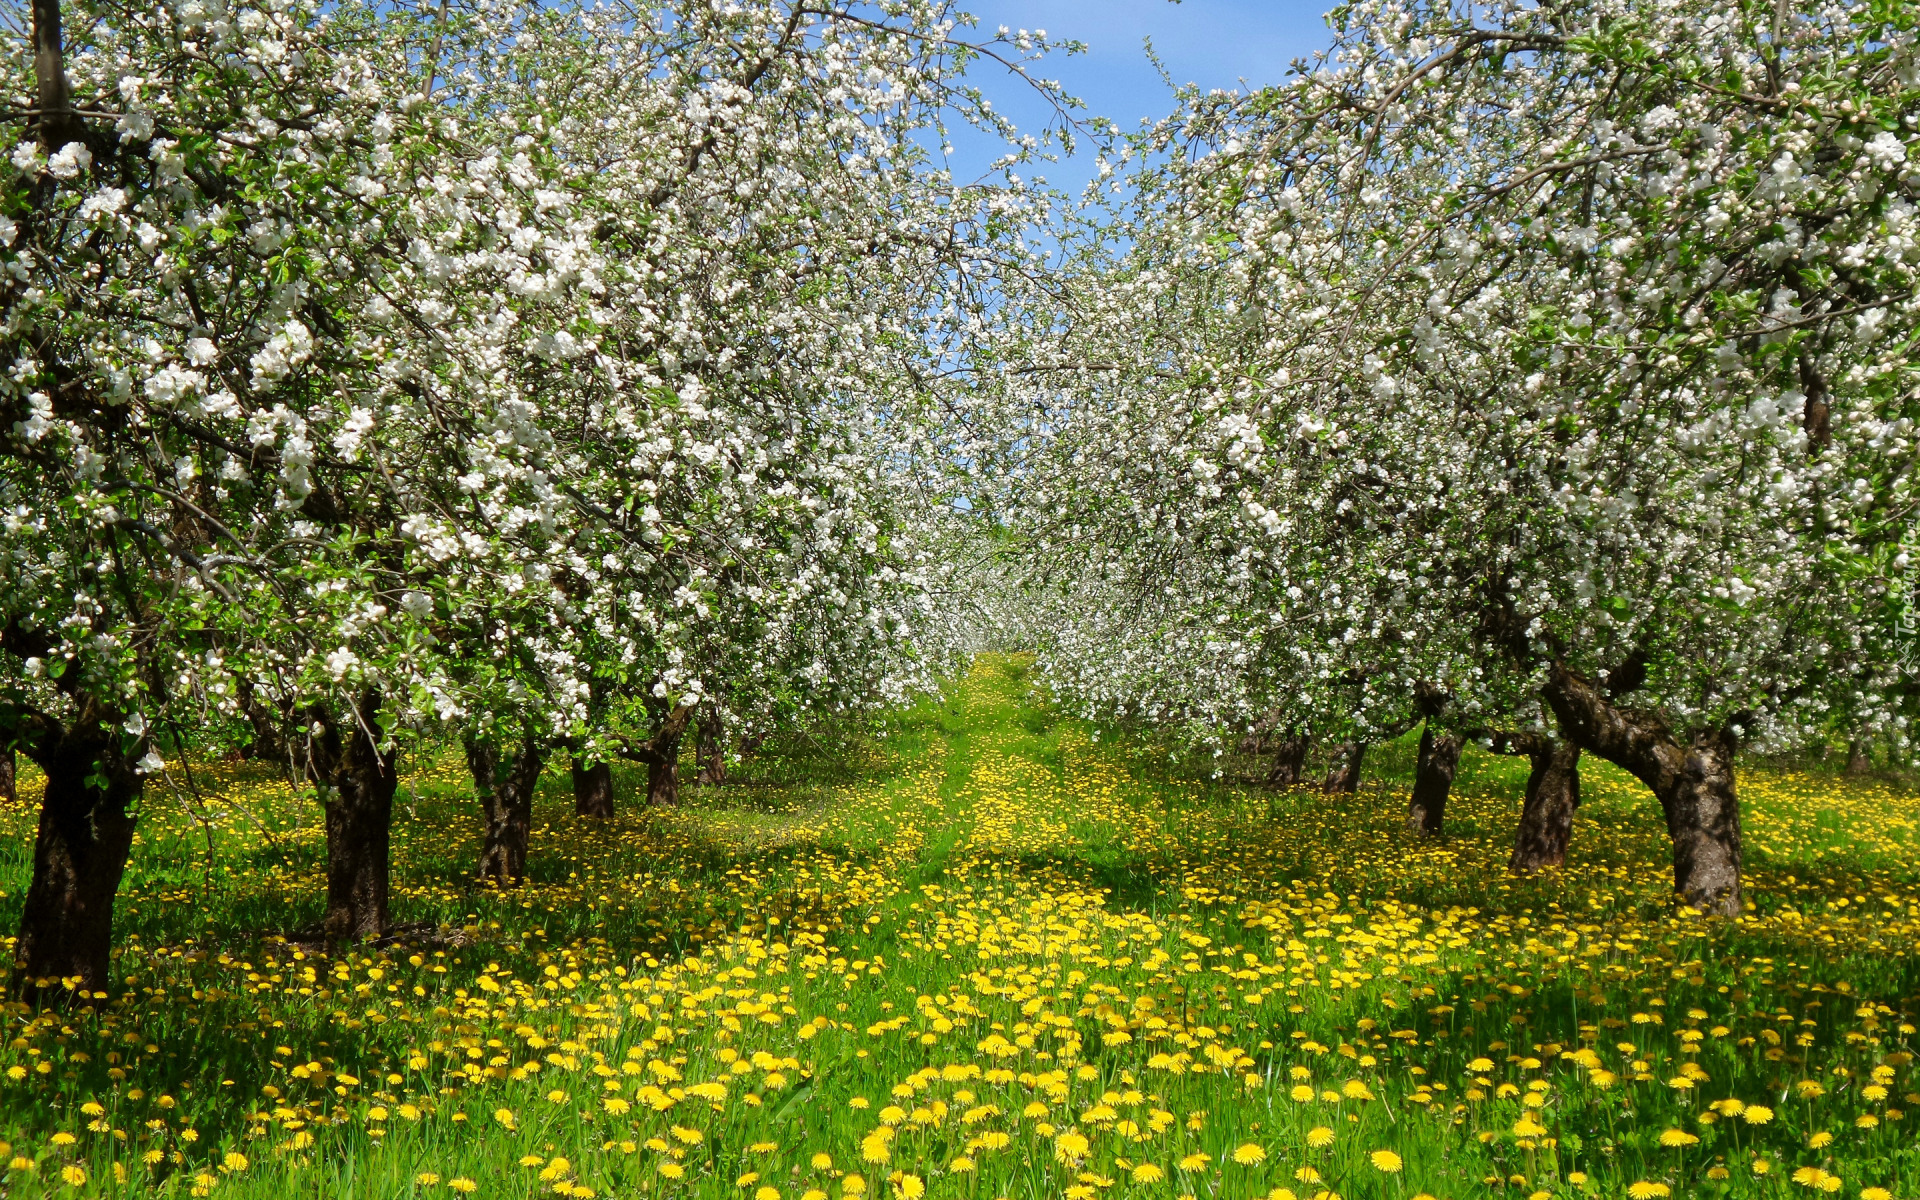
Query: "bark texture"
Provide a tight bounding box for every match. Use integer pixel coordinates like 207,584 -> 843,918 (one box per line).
14,726 -> 140,1004
1846,740 -> 1871,776
1265,731 -> 1310,787
306,695 -> 397,941
572,760 -> 613,818
0,748 -> 14,803
1405,725 -> 1463,835
469,736 -> 546,884
1545,662 -> 1743,914
695,713 -> 726,785
622,704 -> 694,808
1508,739 -> 1582,872
32,0 -> 83,147
647,733 -> 683,807
1321,741 -> 1366,793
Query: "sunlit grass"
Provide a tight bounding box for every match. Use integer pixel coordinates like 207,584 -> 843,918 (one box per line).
0,655 -> 1913,1198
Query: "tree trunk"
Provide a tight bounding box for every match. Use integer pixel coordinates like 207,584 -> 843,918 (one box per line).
0,748 -> 14,803
647,728 -> 684,807
1545,662 -> 1743,914
31,0 -> 84,149
1845,739 -> 1870,776
1265,730 -> 1310,787
572,759 -> 613,818
695,714 -> 725,785
1509,740 -> 1581,871
307,694 -> 397,942
1405,725 -> 1463,835
14,730 -> 140,1004
470,736 -> 545,884
1321,741 -> 1365,793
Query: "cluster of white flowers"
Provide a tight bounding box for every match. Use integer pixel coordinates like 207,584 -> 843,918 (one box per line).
979,0 -> 1920,781
0,0 -> 1066,776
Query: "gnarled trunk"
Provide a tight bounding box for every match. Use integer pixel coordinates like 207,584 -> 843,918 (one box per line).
647,729 -> 683,807
695,714 -> 725,785
15,730 -> 140,1004
307,694 -> 397,942
1509,740 -> 1581,872
1545,662 -> 1743,914
1406,725 -> 1463,835
1846,739 -> 1871,776
1321,741 -> 1365,793
572,759 -> 613,818
621,703 -> 694,808
0,748 -> 14,803
1265,730 -> 1310,787
470,736 -> 545,884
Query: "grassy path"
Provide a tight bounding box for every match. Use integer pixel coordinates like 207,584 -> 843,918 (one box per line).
0,656 -> 1915,1198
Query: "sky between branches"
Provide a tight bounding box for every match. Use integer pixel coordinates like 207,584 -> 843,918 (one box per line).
945,0 -> 1332,190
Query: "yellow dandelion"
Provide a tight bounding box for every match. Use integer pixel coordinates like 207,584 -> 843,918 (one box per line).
417,1174 -> 442,1187
450,1182 -> 478,1195
1131,1164 -> 1165,1184
1178,1153 -> 1212,1171
1744,1106 -> 1774,1124
812,1153 -> 833,1171
893,1175 -> 924,1200
60,1165 -> 87,1186
1370,1150 -> 1402,1174
1232,1143 -> 1266,1166
1288,1085 -> 1313,1102
1626,1184 -> 1669,1200
1658,1129 -> 1699,1148
1809,1132 -> 1835,1149
1305,1126 -> 1335,1149
757,1188 -> 782,1200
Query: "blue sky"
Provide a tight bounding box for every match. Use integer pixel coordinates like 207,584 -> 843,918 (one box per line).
942,0 -> 1336,189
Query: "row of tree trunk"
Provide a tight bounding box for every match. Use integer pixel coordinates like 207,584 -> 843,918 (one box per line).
4,684 -> 735,1006
1246,660 -> 1748,913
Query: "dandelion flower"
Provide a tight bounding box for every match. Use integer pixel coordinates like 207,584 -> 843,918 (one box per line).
1305,1126 -> 1335,1149
1370,1150 -> 1402,1174
1744,1106 -> 1774,1125
417,1174 -> 442,1186
1178,1153 -> 1212,1171
1809,1132 -> 1834,1149
1288,1085 -> 1313,1102
1658,1129 -> 1699,1147
1232,1143 -> 1266,1166
450,1182 -> 478,1195
893,1175 -> 924,1200
60,1165 -> 87,1186
1131,1164 -> 1165,1184
758,1188 -> 782,1200
811,1154 -> 833,1171
1626,1184 -> 1670,1199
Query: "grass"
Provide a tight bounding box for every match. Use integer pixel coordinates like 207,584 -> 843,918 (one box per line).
0,654 -> 1914,1199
